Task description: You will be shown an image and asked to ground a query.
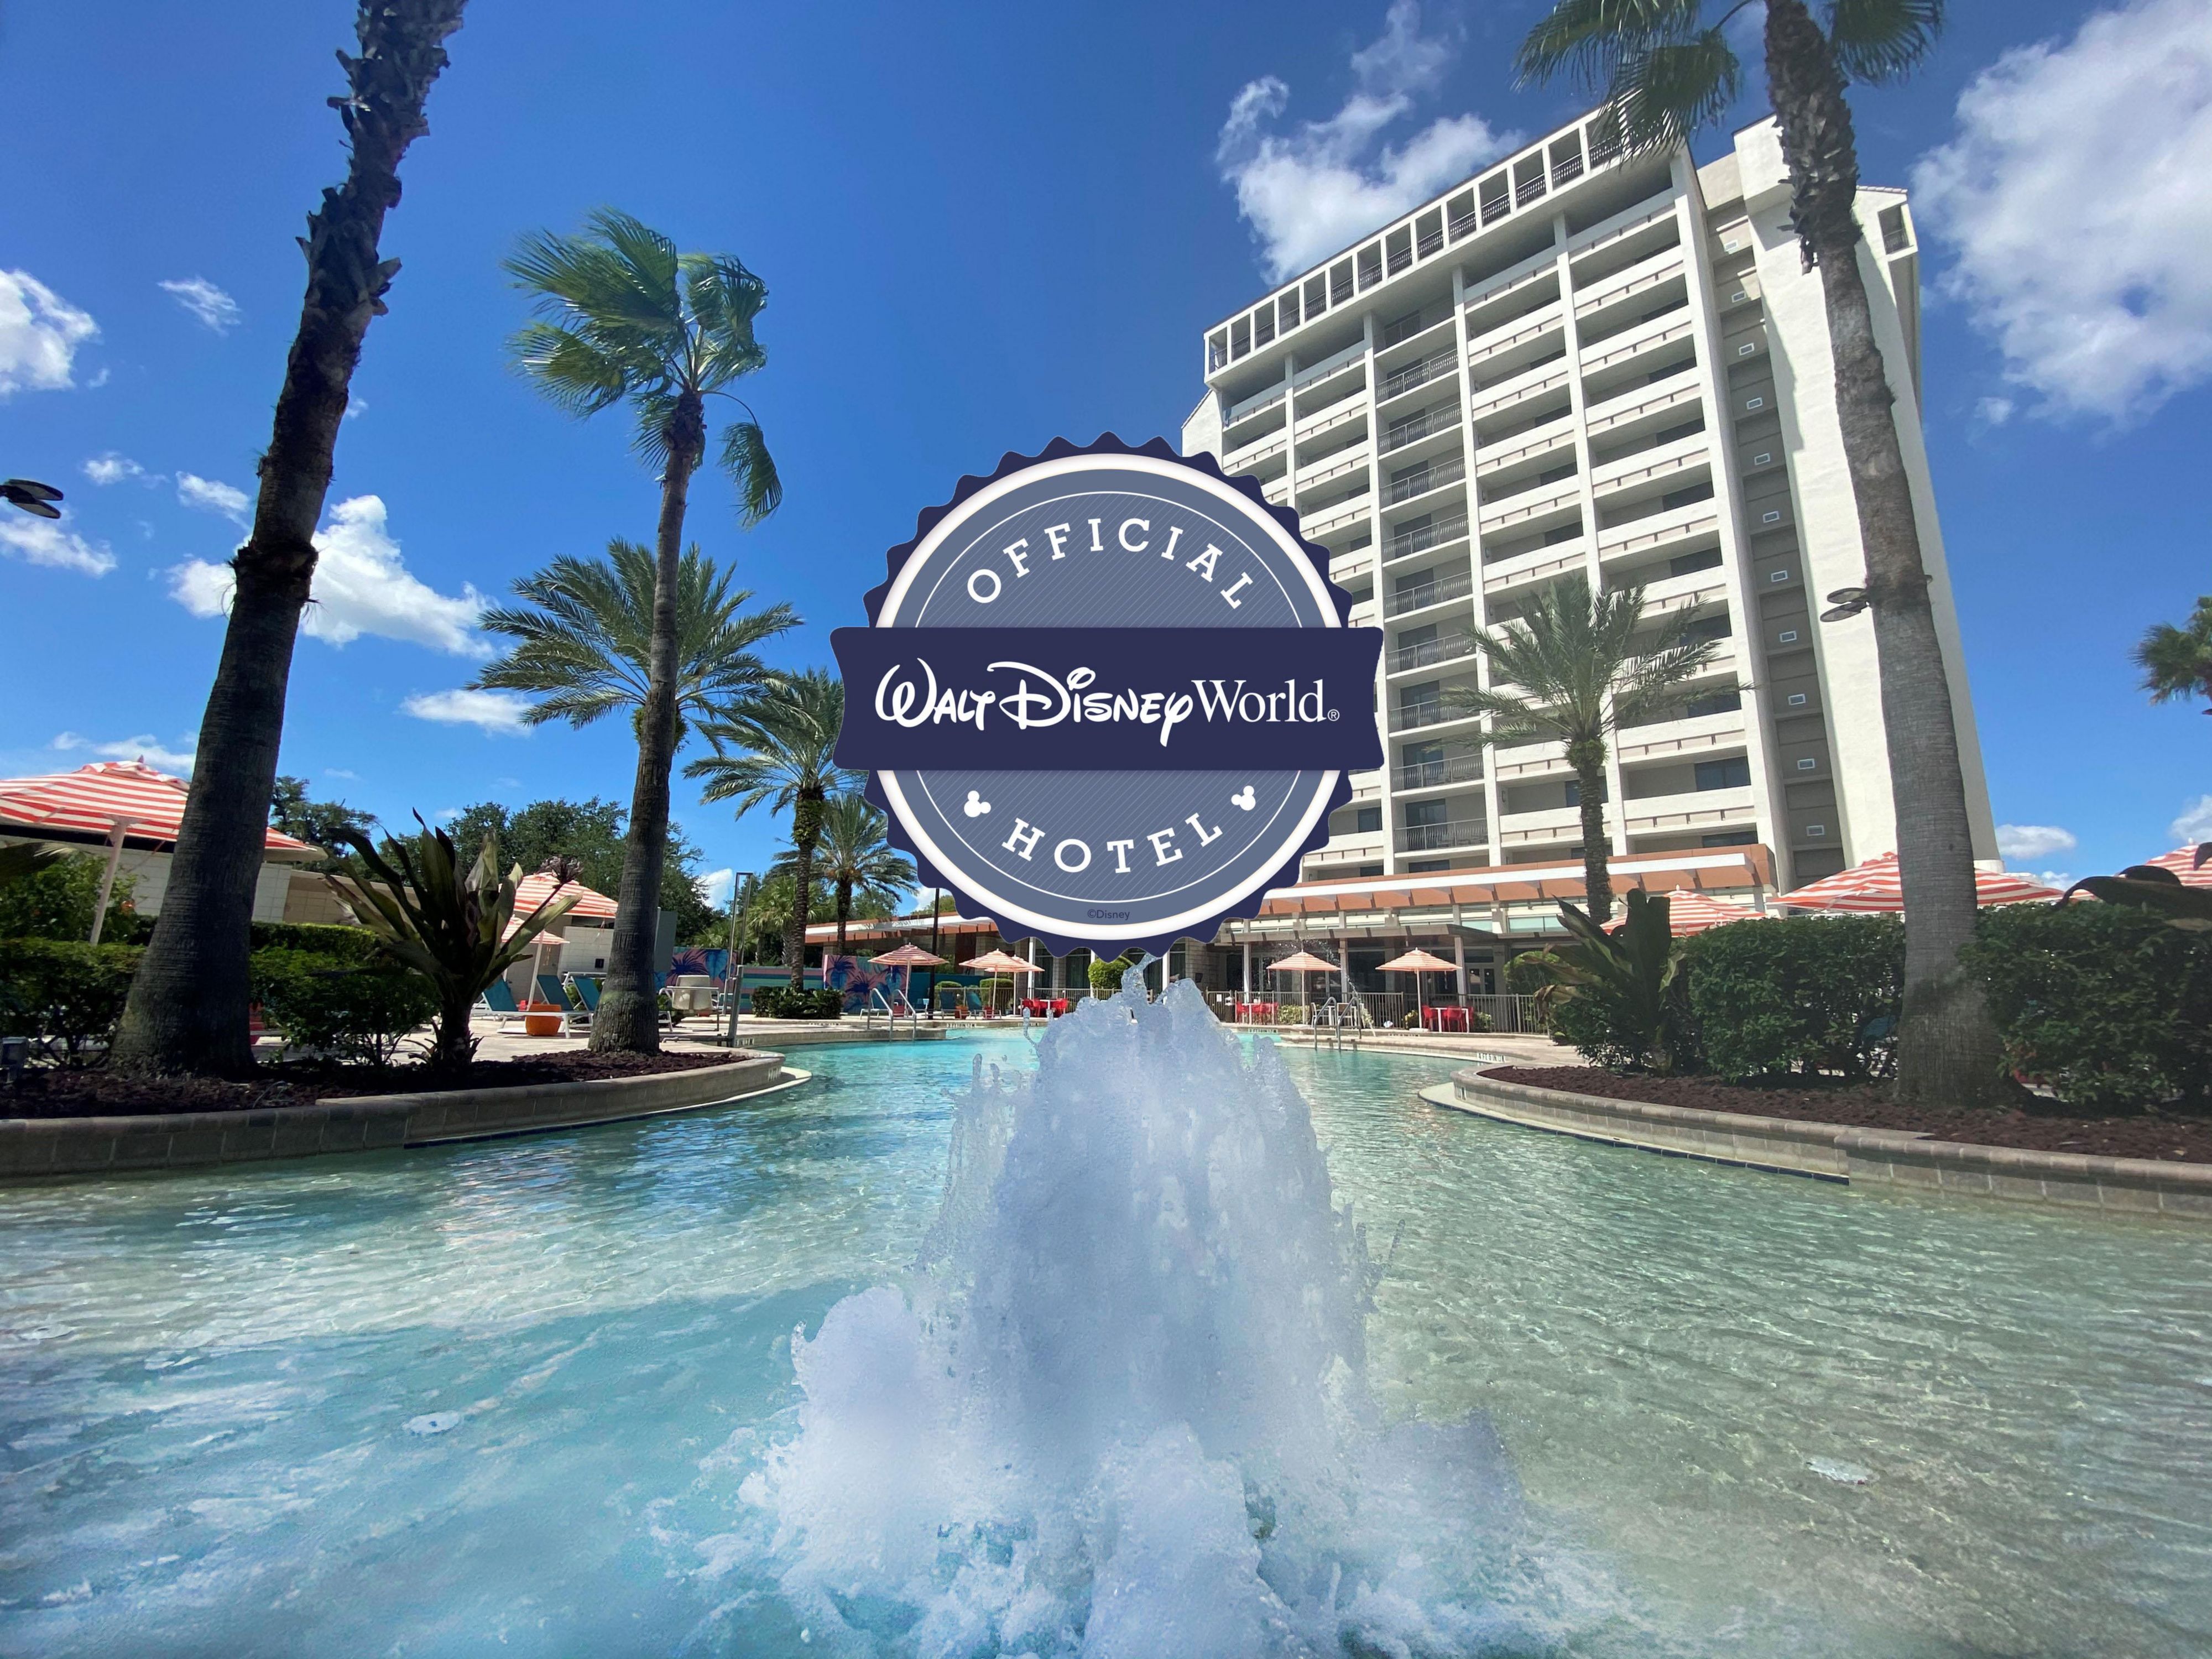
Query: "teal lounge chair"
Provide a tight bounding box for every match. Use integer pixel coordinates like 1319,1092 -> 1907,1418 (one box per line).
535,974 -> 588,1033
478,978 -> 530,1033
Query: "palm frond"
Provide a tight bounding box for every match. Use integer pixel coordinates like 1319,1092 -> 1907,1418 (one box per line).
1823,0 -> 1943,84
1517,0 -> 1703,90
1608,30 -> 1743,153
505,322 -> 630,416
685,669 -> 857,820
720,419 -> 782,525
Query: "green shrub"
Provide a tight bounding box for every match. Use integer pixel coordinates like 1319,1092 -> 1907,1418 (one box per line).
1963,902 -> 2212,1112
1088,953 -> 1139,996
249,920 -> 381,961
1683,915 -> 1904,1080
0,939 -> 143,1064
1503,950 -> 1563,996
0,852 -> 140,943
249,948 -> 439,1066
750,985 -> 843,1020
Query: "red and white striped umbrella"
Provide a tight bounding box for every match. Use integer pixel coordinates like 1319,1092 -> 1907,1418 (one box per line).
2140,847 -> 2212,889
512,871 -> 618,920
0,759 -> 314,854
1605,888 -> 1764,936
1776,852 -> 2059,912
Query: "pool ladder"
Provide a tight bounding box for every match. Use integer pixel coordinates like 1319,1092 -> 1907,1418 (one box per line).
864,985 -> 919,1040
1313,994 -> 1373,1051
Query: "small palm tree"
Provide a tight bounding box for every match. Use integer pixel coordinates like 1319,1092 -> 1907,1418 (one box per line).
1447,575 -> 1717,922
471,539 -> 797,743
1514,0 -> 1997,1104
2136,597 -> 2212,714
778,794 -> 915,954
686,671 -> 857,989
505,208 -> 782,1053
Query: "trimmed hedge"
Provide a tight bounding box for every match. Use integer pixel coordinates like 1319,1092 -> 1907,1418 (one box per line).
249,948 -> 437,1066
750,985 -> 843,1020
249,920 -> 381,962
0,939 -> 143,1063
1963,901 -> 2212,1112
1683,915 -> 1904,1081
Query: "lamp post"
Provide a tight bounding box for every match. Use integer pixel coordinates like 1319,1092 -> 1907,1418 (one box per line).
926,888 -> 942,1020
722,871 -> 755,1047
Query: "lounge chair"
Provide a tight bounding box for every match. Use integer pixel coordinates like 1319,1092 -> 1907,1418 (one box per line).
478,978 -> 531,1033
536,974 -> 589,1033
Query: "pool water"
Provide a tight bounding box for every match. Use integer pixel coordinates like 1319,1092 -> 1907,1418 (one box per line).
2,1024 -> 2207,1656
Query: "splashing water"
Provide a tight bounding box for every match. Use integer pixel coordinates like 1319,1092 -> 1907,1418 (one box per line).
742,978 -> 1574,1656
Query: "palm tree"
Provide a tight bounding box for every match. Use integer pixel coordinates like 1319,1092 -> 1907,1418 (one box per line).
1447,575 -> 1717,923
1515,0 -> 2003,1103
686,671 -> 855,988
111,0 -> 466,1078
471,539 -> 797,742
778,794 -> 915,954
2136,597 -> 2212,713
505,209 -> 783,1053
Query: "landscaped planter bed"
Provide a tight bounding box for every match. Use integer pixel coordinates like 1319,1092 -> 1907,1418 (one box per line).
1489,1066 -> 2212,1165
2,1050 -> 741,1121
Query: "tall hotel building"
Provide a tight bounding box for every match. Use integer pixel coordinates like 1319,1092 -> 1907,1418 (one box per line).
1182,112 -> 1996,906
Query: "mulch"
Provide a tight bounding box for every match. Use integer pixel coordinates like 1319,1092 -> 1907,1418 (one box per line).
1,1050 -> 742,1122
1486,1066 -> 2212,1165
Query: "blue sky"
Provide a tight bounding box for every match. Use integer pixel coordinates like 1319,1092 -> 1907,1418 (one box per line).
2,0 -> 2208,897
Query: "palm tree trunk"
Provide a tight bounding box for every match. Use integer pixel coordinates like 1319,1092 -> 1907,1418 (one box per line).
1567,735 -> 1613,923
432,984 -> 476,1074
1766,1 -> 2005,1106
784,790 -> 825,990
590,400 -> 702,1053
836,878 -> 851,953
110,0 -> 466,1078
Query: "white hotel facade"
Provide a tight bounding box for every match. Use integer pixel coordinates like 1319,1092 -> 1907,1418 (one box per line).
1181,110 -> 1996,905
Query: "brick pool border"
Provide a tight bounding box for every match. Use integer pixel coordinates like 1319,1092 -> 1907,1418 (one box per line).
0,1052 -> 799,1179
1425,1066 -> 2212,1222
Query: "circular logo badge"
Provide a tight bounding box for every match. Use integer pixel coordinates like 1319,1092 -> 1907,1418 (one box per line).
833,436 -> 1381,953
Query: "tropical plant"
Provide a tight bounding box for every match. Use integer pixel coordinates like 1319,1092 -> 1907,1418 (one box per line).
686,670 -> 856,989
442,796 -> 718,949
1515,0 -> 2000,1104
2057,861 -> 2212,933
324,818 -> 578,1072
0,851 -> 137,943
2135,597 -> 2212,714
110,0 -> 465,1079
1516,891 -> 1696,1072
778,794 -> 914,954
472,539 -> 797,743
504,210 -> 783,1055
1446,575 -> 1717,921
0,843 -> 64,892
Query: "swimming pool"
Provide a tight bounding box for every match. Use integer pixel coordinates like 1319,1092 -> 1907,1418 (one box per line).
2,1011 -> 2206,1656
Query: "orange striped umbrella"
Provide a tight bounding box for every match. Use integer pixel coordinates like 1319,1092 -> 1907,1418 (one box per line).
1604,888 -> 1765,936
1776,852 -> 2059,912
2141,847 -> 2212,889
512,871 -> 618,920
0,758 -> 312,853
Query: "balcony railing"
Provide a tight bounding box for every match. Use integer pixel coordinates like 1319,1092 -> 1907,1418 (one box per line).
1385,565 -> 1477,617
1398,818 -> 1489,853
1384,457 -> 1467,507
1380,346 -> 1458,403
1390,695 -> 1479,733
1394,750 -> 1485,791
1381,407 -> 1462,455
1392,633 -> 1478,673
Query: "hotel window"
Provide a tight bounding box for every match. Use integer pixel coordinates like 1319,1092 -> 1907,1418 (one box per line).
1694,756 -> 1751,791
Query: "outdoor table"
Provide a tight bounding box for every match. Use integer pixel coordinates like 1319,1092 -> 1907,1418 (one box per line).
1423,1005 -> 1470,1033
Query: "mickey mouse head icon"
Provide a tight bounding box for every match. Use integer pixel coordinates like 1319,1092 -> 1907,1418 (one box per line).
1231,785 -> 1256,811
963,790 -> 992,818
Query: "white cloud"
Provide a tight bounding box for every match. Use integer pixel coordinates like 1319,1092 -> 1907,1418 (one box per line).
53,730 -> 197,773
0,269 -> 98,395
167,494 -> 486,654
345,397 -> 368,421
1912,0 -> 2212,422
176,472 -> 251,525
400,688 -> 531,735
159,276 -> 242,335
2171,794 -> 2212,847
1216,1 -> 1516,281
698,868 -> 737,907
1996,823 -> 2078,862
1974,396 -> 2013,426
434,806 -> 463,823
325,768 -> 358,780
83,451 -> 156,487
0,513 -> 116,576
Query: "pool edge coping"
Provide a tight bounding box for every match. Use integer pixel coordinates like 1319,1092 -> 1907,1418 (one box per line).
1425,1067 -> 2212,1221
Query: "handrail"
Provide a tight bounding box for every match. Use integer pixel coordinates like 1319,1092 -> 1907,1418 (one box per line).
865,984 -> 916,1039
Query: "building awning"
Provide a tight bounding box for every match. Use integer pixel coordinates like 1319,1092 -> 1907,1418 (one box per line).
0,759 -> 321,863
806,910 -> 1000,945
1247,845 -> 1774,920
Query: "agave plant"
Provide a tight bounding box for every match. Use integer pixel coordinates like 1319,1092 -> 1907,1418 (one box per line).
2060,857 -> 2212,934
1517,890 -> 1697,1073
325,817 -> 580,1072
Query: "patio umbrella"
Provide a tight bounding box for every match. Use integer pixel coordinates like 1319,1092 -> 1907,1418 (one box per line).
1266,947 -> 1336,1010
959,948 -> 1037,1014
0,758 -> 316,943
1378,947 -> 1455,1022
1604,888 -> 1764,937
871,941 -> 945,1008
1776,852 -> 2060,912
2141,847 -> 2212,889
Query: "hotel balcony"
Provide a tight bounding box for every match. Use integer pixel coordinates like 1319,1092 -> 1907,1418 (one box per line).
1392,747 -> 1486,793
1384,564 -> 1477,619
1397,816 -> 1490,855
1620,784 -> 1756,838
